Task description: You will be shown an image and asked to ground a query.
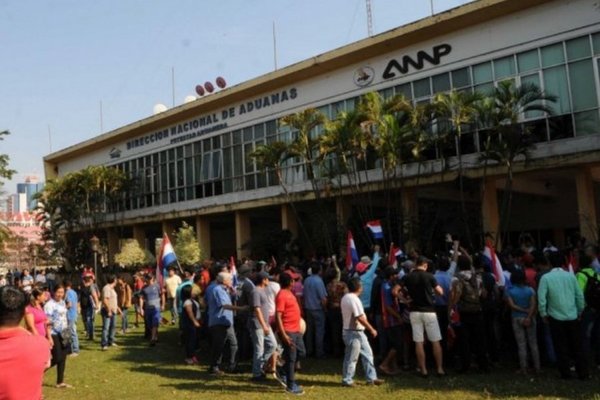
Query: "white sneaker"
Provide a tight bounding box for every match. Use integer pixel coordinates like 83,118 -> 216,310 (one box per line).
101,346 -> 108,351
69,353 -> 79,358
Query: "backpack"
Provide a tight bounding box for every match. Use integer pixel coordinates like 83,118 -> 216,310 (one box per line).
581,270 -> 600,310
457,274 -> 482,314
80,286 -> 92,308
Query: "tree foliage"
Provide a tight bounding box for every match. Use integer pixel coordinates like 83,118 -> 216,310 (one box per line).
173,222 -> 201,267
35,165 -> 133,269
115,239 -> 148,267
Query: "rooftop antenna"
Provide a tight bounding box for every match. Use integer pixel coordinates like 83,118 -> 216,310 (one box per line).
366,0 -> 373,36
171,66 -> 175,107
272,21 -> 278,70
47,125 -> 52,153
430,0 -> 434,15
99,101 -> 104,133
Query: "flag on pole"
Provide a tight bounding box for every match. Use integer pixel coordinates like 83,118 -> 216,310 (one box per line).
365,220 -> 384,239
346,231 -> 359,270
157,233 -> 177,287
483,243 -> 505,287
388,244 -> 404,267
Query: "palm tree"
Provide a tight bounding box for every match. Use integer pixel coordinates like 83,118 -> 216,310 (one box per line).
479,81 -> 556,247
249,141 -> 312,248
434,90 -> 483,248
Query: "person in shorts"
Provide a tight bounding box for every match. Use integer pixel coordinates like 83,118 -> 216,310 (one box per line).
401,256 -> 446,377
139,274 -> 165,346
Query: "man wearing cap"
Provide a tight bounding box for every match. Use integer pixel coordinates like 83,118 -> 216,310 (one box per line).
303,262 -> 327,358
401,256 -> 445,377
249,271 -> 277,382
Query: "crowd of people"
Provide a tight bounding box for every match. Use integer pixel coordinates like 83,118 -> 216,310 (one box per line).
1,236 -> 600,397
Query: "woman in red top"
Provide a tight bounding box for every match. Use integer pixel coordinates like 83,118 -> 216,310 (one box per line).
24,287 -> 52,347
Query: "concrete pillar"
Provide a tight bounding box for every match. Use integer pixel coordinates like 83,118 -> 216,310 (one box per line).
162,220 -> 177,244
106,229 -> 120,264
336,197 -> 352,227
575,167 -> 598,243
132,225 -> 146,250
400,187 -> 418,232
235,211 -> 251,259
481,177 -> 501,248
281,204 -> 298,238
196,216 -> 211,259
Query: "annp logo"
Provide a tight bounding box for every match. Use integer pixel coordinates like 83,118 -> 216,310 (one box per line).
353,66 -> 375,87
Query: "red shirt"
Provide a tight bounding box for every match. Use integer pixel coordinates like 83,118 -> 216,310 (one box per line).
0,327 -> 50,400
276,289 -> 301,333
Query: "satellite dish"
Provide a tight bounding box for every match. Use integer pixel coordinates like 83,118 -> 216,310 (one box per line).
195,85 -> 205,96
204,81 -> 214,93
184,95 -> 197,103
216,77 -> 227,89
153,103 -> 168,115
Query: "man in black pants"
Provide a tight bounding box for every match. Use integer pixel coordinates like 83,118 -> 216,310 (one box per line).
449,255 -> 489,373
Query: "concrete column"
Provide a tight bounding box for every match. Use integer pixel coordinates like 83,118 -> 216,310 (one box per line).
400,187 -> 418,229
281,204 -> 298,238
132,225 -> 146,250
162,220 -> 177,244
235,211 -> 251,259
196,216 -> 211,259
575,167 -> 598,243
336,197 -> 352,227
481,177 -> 501,248
106,229 -> 120,264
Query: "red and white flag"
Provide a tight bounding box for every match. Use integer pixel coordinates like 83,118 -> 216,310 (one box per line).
484,243 -> 505,287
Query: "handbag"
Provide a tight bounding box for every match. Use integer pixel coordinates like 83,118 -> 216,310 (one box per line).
59,329 -> 72,347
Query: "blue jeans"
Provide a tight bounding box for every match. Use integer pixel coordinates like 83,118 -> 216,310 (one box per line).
209,325 -> 238,370
580,308 -> 600,367
342,330 -> 378,385
250,327 -> 277,377
281,332 -> 305,389
101,310 -> 117,347
169,298 -> 178,323
305,309 -> 326,357
83,306 -> 95,339
121,307 -> 129,332
68,317 -> 80,353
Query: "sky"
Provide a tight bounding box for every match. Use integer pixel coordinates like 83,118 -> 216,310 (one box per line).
0,0 -> 473,193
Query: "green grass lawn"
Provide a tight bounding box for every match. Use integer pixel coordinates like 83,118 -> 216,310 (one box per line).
42,316 -> 600,400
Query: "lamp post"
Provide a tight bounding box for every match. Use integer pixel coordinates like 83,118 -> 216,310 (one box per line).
90,235 -> 100,278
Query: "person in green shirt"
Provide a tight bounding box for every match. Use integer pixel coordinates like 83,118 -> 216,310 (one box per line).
538,252 -> 588,380
575,254 -> 600,370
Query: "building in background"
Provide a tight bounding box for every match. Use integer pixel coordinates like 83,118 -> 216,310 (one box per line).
16,176 -> 44,212
43,0 -> 600,261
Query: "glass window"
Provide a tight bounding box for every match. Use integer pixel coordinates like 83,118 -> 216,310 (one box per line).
232,130 -> 242,145
223,148 -> 232,178
176,146 -> 184,159
473,62 -> 493,84
494,56 -> 516,79
394,83 -> 412,99
474,83 -> 494,96
379,88 -> 394,99
203,139 -> 211,151
541,43 -> 565,67
451,68 -> 471,88
413,77 -> 431,98
243,127 -> 253,142
266,120 -> 277,136
244,143 -> 254,174
574,110 -> 600,136
332,101 -> 345,117
543,66 -> 571,114
212,136 -> 220,149
569,59 -> 598,111
517,50 -> 539,73
185,158 -> 194,186
521,74 -> 543,119
593,32 -> 600,55
212,151 -> 222,179
566,36 -> 591,61
233,145 -> 243,176
222,132 -> 231,147
432,73 -> 450,93
254,124 -> 265,139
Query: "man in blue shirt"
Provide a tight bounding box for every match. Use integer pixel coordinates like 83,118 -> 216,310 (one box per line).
303,262 -> 327,358
64,280 -> 79,356
207,271 -> 247,375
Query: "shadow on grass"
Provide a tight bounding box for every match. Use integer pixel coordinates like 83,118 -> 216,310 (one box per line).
102,322 -> 600,399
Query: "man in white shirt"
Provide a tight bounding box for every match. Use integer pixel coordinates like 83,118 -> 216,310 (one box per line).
340,278 -> 384,387
164,267 -> 182,325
